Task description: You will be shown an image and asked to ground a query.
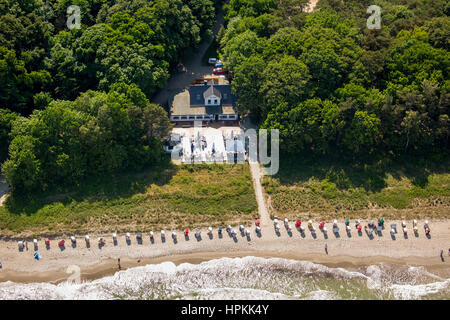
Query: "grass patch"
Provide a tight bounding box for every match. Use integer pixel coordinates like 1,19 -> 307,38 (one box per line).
263,154 -> 450,220
0,163 -> 257,237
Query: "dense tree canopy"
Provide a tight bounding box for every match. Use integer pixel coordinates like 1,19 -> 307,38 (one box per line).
2,83 -> 172,192
220,0 -> 449,158
0,0 -> 219,193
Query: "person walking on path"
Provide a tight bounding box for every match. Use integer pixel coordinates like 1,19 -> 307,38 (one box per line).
440,250 -> 444,262
118,258 -> 121,271
325,243 -> 328,255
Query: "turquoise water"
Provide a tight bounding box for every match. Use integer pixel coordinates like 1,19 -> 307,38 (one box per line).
0,257 -> 448,300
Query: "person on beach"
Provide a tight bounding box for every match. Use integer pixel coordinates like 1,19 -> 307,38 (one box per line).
325,243 -> 328,255
0,261 -> 2,269
118,258 -> 121,271
440,250 -> 444,261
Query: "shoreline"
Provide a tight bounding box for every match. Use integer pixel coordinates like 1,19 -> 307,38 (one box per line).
0,219 -> 449,284
1,251 -> 449,285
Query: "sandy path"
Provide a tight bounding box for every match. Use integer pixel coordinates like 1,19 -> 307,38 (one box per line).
250,162 -> 271,228
0,176 -> 8,206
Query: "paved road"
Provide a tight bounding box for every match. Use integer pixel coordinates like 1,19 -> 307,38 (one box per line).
151,10 -> 225,108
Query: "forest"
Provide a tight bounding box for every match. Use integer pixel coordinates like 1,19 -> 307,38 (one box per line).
0,0 -> 219,193
219,0 -> 449,159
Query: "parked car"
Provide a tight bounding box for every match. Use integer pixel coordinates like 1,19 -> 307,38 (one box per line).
213,67 -> 225,75
214,61 -> 223,68
208,58 -> 217,64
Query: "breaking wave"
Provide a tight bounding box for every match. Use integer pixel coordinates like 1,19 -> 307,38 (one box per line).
0,257 -> 448,300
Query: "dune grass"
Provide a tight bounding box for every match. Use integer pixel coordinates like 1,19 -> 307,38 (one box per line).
262,154 -> 450,221
0,163 -> 257,237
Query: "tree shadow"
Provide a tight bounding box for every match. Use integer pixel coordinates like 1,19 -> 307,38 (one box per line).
273,152 -> 449,193
4,157 -> 177,216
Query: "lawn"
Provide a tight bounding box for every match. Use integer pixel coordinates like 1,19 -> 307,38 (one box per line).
0,163 -> 257,237
262,154 -> 450,221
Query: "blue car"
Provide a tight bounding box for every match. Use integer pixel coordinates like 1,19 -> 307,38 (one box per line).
215,61 -> 223,68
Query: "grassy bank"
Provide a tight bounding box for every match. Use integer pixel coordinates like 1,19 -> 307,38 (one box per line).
0,163 -> 257,237
262,155 -> 450,221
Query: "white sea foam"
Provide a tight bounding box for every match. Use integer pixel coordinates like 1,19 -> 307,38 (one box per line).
0,256 -> 448,300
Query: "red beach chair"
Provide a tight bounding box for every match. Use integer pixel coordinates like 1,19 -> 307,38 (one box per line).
58,239 -> 65,247
295,220 -> 301,228
319,221 -> 325,229
255,220 -> 260,227
45,238 -> 50,246
184,228 -> 189,236
358,225 -> 362,232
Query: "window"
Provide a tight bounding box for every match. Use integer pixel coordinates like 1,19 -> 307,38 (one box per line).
196,94 -> 201,100
208,99 -> 211,104
214,99 -> 218,104
173,116 -> 180,120
189,116 -> 195,120
223,93 -> 227,100
181,116 -> 187,120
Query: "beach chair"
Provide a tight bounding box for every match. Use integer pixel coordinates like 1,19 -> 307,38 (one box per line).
391,224 -> 397,233
33,239 -> 38,250
58,239 -> 65,247
256,226 -> 261,233
126,232 -> 130,240
18,241 -> 24,251
184,229 -> 189,237
45,238 -> 50,247
172,232 -> 177,239
85,235 -> 90,243
208,227 -> 213,234
149,231 -> 154,239
70,236 -> 76,244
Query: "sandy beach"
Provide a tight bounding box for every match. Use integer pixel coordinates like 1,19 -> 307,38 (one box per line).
0,219 -> 449,284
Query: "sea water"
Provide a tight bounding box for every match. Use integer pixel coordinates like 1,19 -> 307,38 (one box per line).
0,257 -> 448,300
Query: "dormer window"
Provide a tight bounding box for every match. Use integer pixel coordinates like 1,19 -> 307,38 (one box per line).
214,99 -> 218,104
208,99 -> 212,104
196,94 -> 201,100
